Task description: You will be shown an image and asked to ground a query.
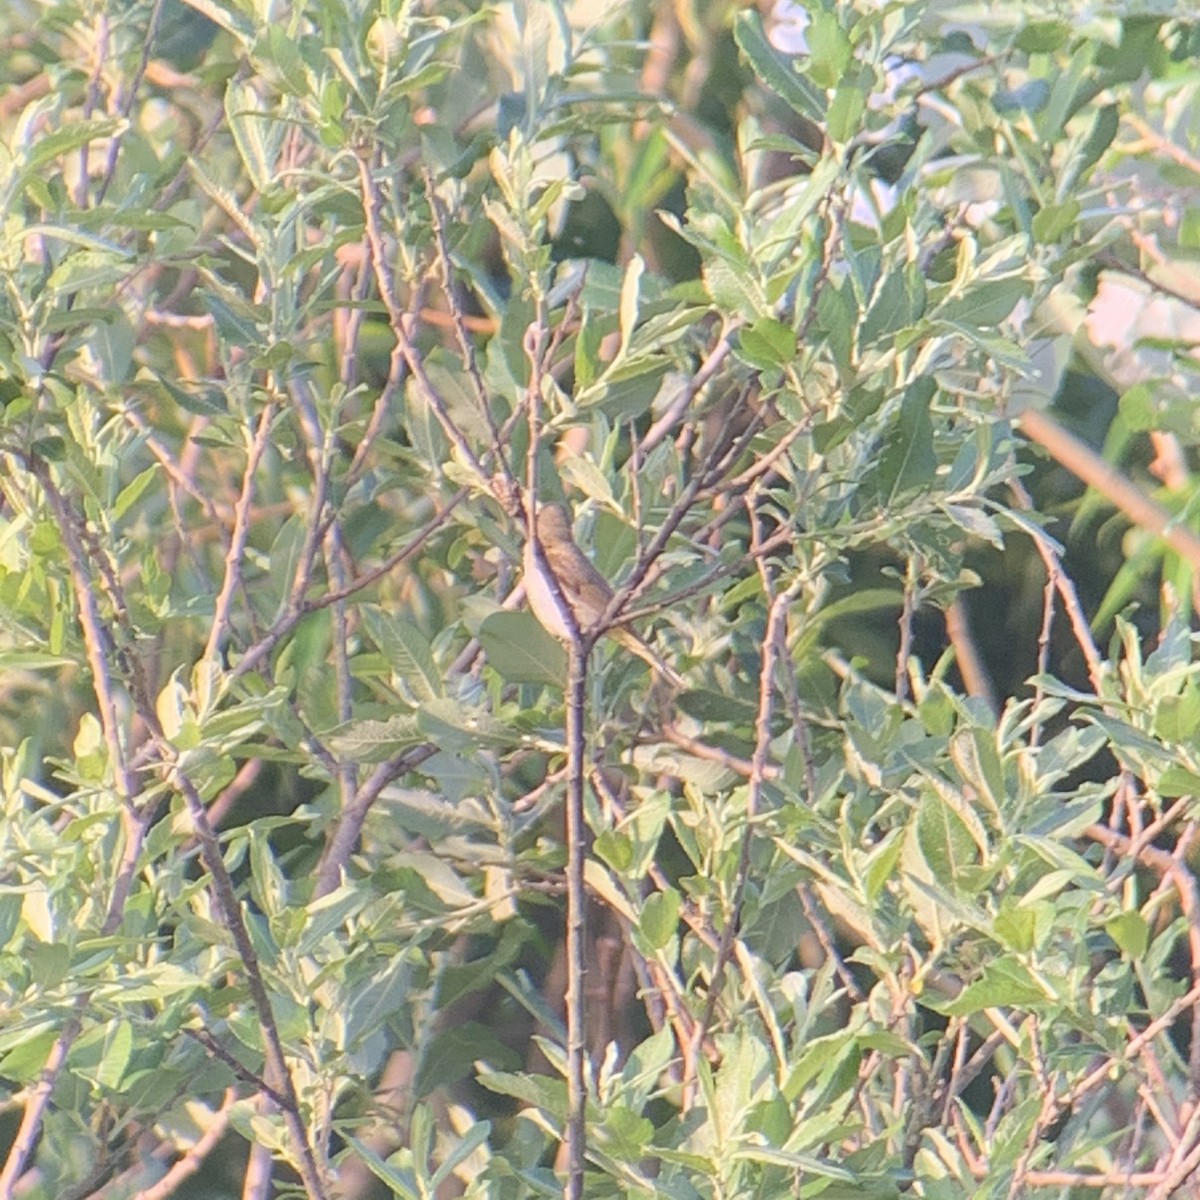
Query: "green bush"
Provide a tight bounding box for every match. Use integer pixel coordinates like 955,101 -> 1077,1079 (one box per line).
1,1 -> 1199,1197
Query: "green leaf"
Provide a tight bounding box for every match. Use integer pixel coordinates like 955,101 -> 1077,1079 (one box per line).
703,257 -> 765,318
573,307 -> 603,390
1074,103 -> 1119,178
417,698 -> 519,752
253,26 -> 310,95
416,1023 -> 521,1097
815,278 -> 857,371
1015,20 -> 1070,53
225,78 -> 280,192
827,81 -> 867,144
877,378 -> 936,502
0,650 -> 78,669
577,358 -> 671,421
595,829 -> 633,871
807,11 -> 853,89
296,886 -> 369,954
1157,765 -> 1200,797
622,1026 -> 676,1109
1031,198 -> 1080,243
46,249 -> 132,294
92,964 -> 203,1005
558,454 -> 614,507
363,607 -> 444,702
203,290 -> 261,348
437,921 -> 532,1008
675,688 -> 759,725
638,887 -> 680,950
937,957 -> 1054,1016
27,941 -> 69,988
318,77 -> 347,147
30,437 -> 66,462
616,253 -> 644,362
0,1028 -> 61,1084
340,955 -> 415,1051
738,317 -> 796,369
154,375 -> 229,416
479,610 -> 566,686
266,516 -> 306,623
477,1068 -> 566,1117
19,118 -> 122,177
860,266 -> 925,346
597,1103 -> 654,1160
96,1020 -> 134,1091
914,792 -> 980,888
1152,687 -> 1200,743
1106,911 -> 1149,959
430,1120 -> 493,1190
944,279 -> 1029,329
734,10 -> 825,123
343,1136 -> 421,1200
327,714 -> 423,761
993,904 -> 1037,954
941,503 -> 1004,548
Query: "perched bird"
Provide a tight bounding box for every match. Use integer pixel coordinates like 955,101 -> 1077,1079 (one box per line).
523,502 -> 684,688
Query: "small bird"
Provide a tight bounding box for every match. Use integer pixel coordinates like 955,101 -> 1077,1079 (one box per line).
523,502 -> 684,688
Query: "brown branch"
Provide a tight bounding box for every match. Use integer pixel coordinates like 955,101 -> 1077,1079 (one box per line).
563,640 -> 589,1199
355,149 -> 488,487
1007,475 -> 1106,691
183,1029 -> 287,1103
0,460 -> 153,1200
895,555 -> 917,702
203,400 -> 278,666
944,595 -> 998,714
313,745 -> 440,898
684,498 -> 800,1094
659,724 -> 780,780
423,168 -> 511,484
0,1014 -> 83,1200
173,769 -> 329,1200
1028,568 -> 1057,748
1016,1168 -> 1173,1188
122,1087 -> 236,1200
1019,406 -> 1200,605
229,488 -> 468,684
641,323 -> 736,454
1149,1098 -> 1200,1199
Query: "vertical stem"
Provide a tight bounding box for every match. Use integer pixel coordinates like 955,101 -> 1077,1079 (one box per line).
896,554 -> 917,703
564,641 -> 588,1198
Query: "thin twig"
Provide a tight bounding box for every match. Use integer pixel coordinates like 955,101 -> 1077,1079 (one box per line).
521,290 -> 592,1196
1029,569 -> 1056,748
1019,406 -> 1200,606
684,495 -> 800,1096
313,745 -> 441,897
424,167 -> 510,483
120,1086 -> 235,1200
173,770 -> 329,1200
0,461 -> 153,1200
355,149 -> 488,487
944,595 -> 997,714
203,401 -> 278,666
895,555 -> 917,702
563,641 -> 589,1199
641,323 -> 735,453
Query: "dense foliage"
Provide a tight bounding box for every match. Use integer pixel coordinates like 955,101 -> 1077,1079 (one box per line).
2,0 -> 1200,1196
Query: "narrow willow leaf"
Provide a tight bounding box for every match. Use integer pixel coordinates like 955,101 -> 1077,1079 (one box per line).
364,606 -> 444,701
734,10 -> 825,123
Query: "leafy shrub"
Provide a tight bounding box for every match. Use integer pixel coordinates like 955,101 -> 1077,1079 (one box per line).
1,1 -> 1198,1198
